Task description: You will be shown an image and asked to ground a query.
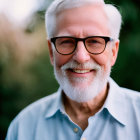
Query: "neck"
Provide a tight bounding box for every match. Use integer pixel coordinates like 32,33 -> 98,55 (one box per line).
63,83 -> 109,130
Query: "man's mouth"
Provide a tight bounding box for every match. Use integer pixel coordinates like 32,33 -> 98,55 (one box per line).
68,69 -> 94,74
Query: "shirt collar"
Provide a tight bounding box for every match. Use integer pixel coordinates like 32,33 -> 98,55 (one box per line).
45,78 -> 127,125
103,78 -> 127,126
45,88 -> 65,119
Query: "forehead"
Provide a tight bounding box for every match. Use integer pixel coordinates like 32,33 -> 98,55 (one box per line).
55,4 -> 110,37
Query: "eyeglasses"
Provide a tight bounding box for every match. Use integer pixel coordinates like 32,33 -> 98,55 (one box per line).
50,36 -> 113,55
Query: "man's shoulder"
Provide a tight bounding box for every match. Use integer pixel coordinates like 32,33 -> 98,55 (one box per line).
120,87 -> 140,101
120,87 -> 140,109
6,91 -> 61,139
13,91 -> 59,123
110,78 -> 140,110
110,78 -> 140,102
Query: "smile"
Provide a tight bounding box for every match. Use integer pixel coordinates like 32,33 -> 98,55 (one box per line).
68,69 -> 94,74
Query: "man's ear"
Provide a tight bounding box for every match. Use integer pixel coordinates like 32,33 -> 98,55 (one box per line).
47,40 -> 54,65
111,40 -> 119,66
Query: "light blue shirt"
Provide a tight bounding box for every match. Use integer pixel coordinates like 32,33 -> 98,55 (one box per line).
6,78 -> 140,140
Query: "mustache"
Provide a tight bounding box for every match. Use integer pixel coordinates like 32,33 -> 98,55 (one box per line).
61,61 -> 101,71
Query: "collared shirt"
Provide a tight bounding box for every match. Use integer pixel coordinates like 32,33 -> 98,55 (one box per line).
6,78 -> 140,140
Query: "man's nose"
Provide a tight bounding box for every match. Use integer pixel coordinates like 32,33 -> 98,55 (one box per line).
72,41 -> 90,64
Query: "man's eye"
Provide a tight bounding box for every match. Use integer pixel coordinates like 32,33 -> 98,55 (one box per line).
87,39 -> 99,44
60,40 -> 74,44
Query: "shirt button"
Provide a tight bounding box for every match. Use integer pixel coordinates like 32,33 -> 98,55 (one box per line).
73,127 -> 78,133
82,138 -> 86,140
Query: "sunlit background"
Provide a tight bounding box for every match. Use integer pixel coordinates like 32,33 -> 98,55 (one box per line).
0,0 -> 140,139
0,0 -> 50,25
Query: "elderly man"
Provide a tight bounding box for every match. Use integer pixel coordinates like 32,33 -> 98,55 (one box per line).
6,0 -> 140,140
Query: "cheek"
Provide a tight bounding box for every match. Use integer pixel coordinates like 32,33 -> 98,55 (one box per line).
91,50 -> 112,67
54,52 -> 72,67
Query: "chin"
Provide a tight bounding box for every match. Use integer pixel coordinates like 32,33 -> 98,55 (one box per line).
54,66 -> 111,103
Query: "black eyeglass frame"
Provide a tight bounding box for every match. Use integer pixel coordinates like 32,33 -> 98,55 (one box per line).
50,36 -> 113,55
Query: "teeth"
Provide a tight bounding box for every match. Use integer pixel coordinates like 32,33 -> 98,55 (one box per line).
73,69 -> 90,73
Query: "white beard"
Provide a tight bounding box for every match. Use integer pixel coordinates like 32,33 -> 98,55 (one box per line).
54,59 -> 111,103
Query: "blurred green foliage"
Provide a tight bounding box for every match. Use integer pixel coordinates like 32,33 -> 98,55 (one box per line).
107,0 -> 140,90
0,0 -> 140,139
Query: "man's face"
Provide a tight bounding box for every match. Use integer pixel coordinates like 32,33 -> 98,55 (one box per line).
48,4 -> 119,102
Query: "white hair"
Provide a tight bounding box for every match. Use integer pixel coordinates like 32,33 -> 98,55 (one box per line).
45,0 -> 122,39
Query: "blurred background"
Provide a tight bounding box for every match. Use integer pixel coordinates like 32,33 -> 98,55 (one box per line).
0,0 -> 140,139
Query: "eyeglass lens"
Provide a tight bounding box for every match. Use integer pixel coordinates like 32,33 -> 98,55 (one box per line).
55,37 -> 106,54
